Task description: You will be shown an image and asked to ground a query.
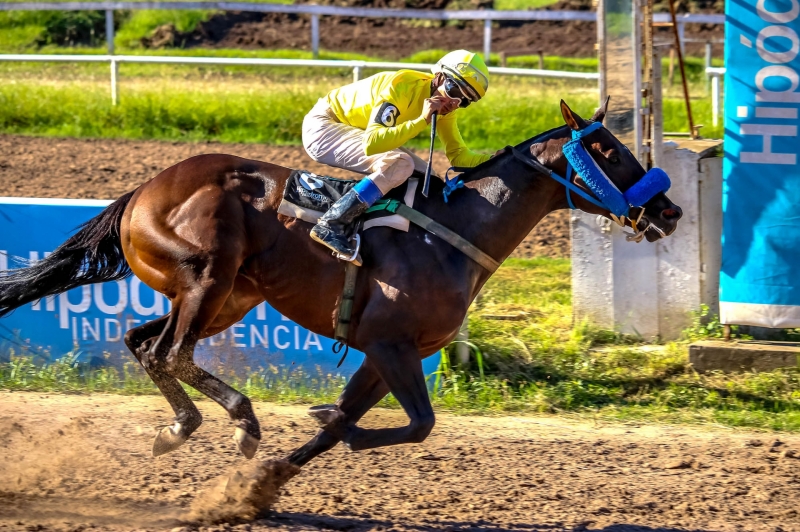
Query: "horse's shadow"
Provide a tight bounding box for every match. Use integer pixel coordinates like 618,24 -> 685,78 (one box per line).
265,512 -> 714,532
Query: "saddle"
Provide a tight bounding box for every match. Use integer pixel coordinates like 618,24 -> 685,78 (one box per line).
277,169 -> 421,233
277,169 -> 499,360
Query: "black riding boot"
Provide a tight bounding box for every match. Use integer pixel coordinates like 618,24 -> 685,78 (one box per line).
310,189 -> 369,258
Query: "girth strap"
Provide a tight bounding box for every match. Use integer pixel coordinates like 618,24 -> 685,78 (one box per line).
368,199 -> 500,273
333,260 -> 359,366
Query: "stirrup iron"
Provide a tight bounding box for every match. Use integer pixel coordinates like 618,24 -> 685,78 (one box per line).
333,234 -> 362,265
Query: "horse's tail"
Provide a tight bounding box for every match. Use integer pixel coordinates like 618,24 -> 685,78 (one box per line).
0,190 -> 136,318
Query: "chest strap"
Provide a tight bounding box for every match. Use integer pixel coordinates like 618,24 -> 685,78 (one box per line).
367,199 -> 500,273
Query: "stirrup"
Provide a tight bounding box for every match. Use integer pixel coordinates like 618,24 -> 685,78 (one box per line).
333,234 -> 362,266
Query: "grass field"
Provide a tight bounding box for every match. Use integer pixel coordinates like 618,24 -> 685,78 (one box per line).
0,68 -> 722,147
2,258 -> 799,432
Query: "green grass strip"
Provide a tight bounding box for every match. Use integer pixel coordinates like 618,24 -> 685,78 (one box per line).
0,76 -> 722,146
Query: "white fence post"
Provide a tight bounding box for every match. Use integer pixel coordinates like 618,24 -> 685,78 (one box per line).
311,13 -> 319,59
353,65 -> 362,82
483,18 -> 492,64
712,74 -> 720,127
110,58 -> 118,105
678,22 -> 685,55
704,40 -> 712,93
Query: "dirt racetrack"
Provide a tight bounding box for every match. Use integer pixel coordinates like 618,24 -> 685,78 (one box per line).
0,135 -> 569,259
2,392 -> 800,532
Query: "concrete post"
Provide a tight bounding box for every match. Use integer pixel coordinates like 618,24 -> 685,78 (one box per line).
574,0 -> 723,340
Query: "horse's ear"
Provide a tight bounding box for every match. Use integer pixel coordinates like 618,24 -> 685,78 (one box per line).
591,96 -> 610,123
560,100 -> 586,131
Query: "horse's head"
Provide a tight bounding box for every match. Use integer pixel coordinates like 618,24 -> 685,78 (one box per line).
534,99 -> 682,242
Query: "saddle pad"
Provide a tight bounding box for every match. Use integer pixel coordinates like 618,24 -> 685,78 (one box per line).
277,170 -> 418,232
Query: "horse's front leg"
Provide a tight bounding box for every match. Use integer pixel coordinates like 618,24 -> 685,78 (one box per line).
312,341 -> 435,452
287,357 -> 389,466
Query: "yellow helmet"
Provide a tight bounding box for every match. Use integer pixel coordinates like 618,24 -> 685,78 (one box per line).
432,50 -> 490,101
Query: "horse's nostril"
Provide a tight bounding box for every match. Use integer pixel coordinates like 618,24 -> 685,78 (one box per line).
661,207 -> 682,221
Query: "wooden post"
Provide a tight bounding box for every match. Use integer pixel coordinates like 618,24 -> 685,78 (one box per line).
538,50 -> 544,70
499,51 -> 506,68
311,14 -> 319,59
652,45 -> 664,168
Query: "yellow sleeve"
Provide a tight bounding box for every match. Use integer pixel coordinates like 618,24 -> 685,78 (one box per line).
437,112 -> 491,168
363,101 -> 428,156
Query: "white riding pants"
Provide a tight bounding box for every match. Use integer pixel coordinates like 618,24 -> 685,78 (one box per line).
302,99 -> 429,195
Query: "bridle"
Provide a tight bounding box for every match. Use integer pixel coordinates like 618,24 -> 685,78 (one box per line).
441,121 -> 672,242
508,121 -> 671,243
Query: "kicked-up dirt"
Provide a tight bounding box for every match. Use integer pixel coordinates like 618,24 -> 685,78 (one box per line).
0,135 -> 569,259
1,391 -> 800,531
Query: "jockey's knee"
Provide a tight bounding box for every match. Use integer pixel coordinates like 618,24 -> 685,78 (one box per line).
370,152 -> 415,194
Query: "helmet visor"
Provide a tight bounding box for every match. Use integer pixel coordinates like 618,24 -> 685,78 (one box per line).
441,62 -> 489,101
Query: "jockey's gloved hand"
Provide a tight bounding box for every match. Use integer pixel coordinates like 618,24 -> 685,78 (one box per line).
422,96 -> 459,124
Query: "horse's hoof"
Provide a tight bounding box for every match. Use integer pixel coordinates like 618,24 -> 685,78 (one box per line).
307,404 -> 345,428
233,427 -> 260,459
152,423 -> 189,457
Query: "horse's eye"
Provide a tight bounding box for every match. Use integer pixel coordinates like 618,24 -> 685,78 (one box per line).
609,155 -> 620,165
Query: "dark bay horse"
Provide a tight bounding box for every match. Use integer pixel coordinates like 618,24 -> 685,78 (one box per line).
0,101 -> 681,465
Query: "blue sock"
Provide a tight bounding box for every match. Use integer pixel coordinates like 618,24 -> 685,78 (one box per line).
352,177 -> 383,206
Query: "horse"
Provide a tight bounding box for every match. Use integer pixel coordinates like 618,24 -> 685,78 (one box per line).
0,100 -> 681,466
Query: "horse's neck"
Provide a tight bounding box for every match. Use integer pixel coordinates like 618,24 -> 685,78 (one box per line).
453,135 -> 570,264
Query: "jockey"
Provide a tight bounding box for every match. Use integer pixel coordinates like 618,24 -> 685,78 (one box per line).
302,49 -> 496,258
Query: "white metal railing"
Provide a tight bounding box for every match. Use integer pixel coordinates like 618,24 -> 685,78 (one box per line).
706,66 -> 724,127
0,3 -> 725,61
0,54 -> 599,105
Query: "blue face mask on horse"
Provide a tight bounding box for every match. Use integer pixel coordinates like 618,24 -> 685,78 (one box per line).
561,121 -> 671,220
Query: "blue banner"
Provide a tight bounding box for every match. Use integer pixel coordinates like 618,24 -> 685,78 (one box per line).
721,0 -> 800,327
0,198 -> 439,376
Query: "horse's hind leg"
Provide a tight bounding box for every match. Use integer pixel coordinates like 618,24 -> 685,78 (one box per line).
124,315 -> 203,457
287,358 -> 389,467
143,254 -> 261,458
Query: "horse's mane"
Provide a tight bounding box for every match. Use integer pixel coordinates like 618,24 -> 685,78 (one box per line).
456,124 -> 567,184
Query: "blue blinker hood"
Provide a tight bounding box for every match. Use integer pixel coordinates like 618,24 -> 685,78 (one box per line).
561,122 -> 671,217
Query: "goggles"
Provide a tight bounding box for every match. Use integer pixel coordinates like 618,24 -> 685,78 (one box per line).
443,77 -> 473,108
